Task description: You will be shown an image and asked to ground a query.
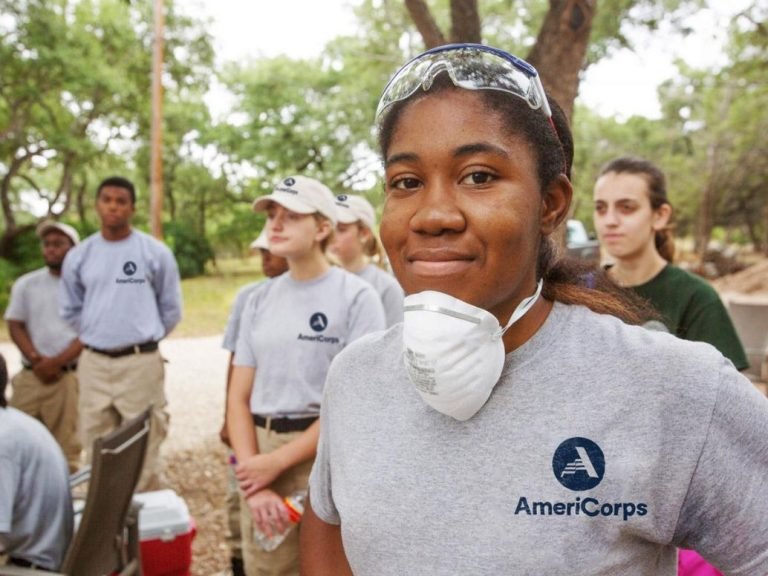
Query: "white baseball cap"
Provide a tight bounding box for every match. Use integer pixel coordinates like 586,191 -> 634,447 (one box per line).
36,221 -> 80,245
334,194 -> 376,230
249,227 -> 269,251
252,175 -> 338,225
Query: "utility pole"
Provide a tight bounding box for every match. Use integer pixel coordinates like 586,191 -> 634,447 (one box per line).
150,0 -> 164,239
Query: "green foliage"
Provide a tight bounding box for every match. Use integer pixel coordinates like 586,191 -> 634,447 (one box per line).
164,220 -> 215,279
0,259 -> 20,313
2,0 -> 765,268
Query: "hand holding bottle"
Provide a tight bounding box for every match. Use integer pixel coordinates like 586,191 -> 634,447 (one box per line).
251,490 -> 306,552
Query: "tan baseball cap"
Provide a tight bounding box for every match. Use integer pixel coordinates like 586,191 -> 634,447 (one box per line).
252,176 -> 338,225
36,221 -> 80,245
334,194 -> 376,230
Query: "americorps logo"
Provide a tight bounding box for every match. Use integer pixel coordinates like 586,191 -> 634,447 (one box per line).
553,437 -> 605,491
309,312 -> 328,332
115,260 -> 146,285
513,436 -> 648,522
296,312 -> 339,344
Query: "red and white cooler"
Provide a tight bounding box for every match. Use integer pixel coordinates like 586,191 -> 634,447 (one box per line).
134,489 -> 196,576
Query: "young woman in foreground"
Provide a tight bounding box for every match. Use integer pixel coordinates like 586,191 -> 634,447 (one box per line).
300,45 -> 768,575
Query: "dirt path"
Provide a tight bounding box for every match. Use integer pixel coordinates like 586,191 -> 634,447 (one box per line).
0,336 -> 233,576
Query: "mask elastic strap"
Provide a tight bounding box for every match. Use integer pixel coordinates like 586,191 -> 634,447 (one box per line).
496,279 -> 544,338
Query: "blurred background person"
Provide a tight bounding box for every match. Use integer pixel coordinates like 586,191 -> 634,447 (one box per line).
4,221 -> 82,473
219,226 -> 288,576
60,176 -> 183,491
329,194 -> 404,327
593,156 -> 748,369
227,175 -> 385,575
0,352 -> 73,572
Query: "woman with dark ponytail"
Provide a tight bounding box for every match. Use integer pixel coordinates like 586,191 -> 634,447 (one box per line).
301,44 -> 768,575
593,156 -> 748,369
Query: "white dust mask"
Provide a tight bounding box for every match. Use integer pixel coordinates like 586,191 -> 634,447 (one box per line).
402,280 -> 543,421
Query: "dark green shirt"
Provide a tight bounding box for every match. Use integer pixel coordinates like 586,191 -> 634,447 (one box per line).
630,264 -> 749,370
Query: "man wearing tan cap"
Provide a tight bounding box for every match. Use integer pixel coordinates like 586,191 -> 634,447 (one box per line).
4,221 -> 82,472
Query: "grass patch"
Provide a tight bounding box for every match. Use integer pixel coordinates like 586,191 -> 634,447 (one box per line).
0,257 -> 265,342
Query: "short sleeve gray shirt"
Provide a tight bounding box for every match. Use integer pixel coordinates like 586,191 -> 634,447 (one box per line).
234,267 -> 385,416
356,264 -> 404,327
4,268 -> 78,359
310,303 -> 768,575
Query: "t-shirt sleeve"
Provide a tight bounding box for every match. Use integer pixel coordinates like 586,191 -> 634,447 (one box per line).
683,293 -> 749,371
3,277 -> 27,322
233,291 -> 259,367
59,249 -> 84,330
154,247 -> 183,335
673,361 -> 768,573
308,363 -> 341,525
381,278 -> 405,327
222,288 -> 251,352
347,285 -> 386,344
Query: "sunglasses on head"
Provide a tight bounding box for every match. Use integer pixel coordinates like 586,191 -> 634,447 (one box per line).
375,43 -> 552,128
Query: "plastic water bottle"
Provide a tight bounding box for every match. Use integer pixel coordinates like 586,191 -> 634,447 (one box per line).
252,490 -> 306,552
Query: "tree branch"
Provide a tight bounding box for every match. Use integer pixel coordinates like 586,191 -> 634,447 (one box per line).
405,0 -> 446,48
450,0 -> 481,44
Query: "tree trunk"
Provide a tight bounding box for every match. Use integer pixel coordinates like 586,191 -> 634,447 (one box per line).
526,0 -> 596,121
450,0 -> 481,44
405,0 -> 446,48
763,203 -> 768,257
694,143 -> 717,259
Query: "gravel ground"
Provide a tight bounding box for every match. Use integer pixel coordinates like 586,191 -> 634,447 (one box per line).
0,336 -> 233,576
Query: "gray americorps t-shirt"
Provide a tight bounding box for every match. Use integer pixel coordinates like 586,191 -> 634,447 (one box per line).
356,264 -> 404,328
234,266 -> 385,417
59,230 -> 182,349
310,302 -> 768,576
4,268 -> 78,359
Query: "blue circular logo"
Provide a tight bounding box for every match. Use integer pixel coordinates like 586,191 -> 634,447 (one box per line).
336,194 -> 348,201
123,261 -> 138,276
552,437 -> 605,491
283,177 -> 295,186
309,312 -> 328,333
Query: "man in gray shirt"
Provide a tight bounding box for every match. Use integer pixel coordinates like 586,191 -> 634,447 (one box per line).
4,221 -> 82,472
0,353 -> 73,571
59,176 -> 182,491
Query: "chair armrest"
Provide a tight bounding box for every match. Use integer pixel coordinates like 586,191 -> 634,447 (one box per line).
69,466 -> 91,489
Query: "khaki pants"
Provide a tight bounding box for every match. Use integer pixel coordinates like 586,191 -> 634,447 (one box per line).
77,348 -> 169,492
10,368 -> 81,473
240,427 -> 314,576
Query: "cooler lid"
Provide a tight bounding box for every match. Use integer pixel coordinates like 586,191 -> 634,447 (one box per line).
134,489 -> 192,540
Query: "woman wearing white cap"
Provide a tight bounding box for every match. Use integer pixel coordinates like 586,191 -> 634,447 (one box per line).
227,175 -> 386,576
329,194 -> 405,327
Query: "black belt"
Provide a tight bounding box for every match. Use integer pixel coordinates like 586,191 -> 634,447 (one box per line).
22,362 -> 77,372
85,341 -> 159,358
252,414 -> 318,433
